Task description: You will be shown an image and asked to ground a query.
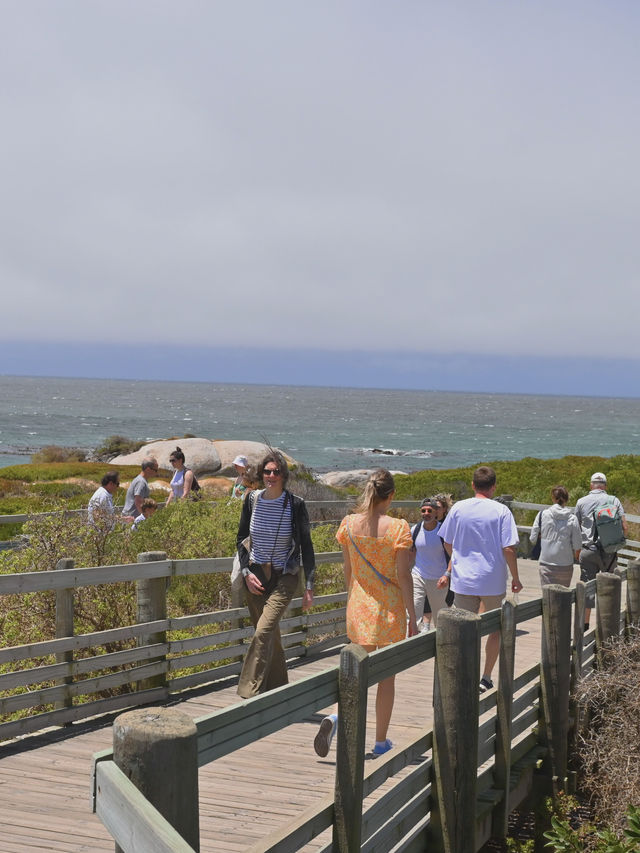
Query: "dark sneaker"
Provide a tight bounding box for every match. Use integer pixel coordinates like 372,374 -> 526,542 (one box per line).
314,715 -> 337,757
479,677 -> 494,693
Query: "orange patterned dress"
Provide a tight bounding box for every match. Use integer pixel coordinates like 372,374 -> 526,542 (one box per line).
336,515 -> 413,646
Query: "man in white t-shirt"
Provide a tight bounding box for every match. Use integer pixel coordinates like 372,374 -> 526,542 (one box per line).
438,466 -> 523,693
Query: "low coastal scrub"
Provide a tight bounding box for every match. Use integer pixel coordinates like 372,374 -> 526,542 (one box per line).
31,445 -> 87,463
393,453 -> 640,506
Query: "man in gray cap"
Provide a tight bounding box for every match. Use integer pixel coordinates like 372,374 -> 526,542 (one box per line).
574,472 -> 627,630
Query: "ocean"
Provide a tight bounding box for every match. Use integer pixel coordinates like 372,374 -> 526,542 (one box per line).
1,375 -> 639,473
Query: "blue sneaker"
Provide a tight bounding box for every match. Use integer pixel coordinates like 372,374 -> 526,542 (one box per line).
314,714 -> 337,757
372,739 -> 393,756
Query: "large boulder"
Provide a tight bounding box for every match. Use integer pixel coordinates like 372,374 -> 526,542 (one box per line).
112,438 -> 221,476
112,438 -> 299,478
212,440 -> 278,476
317,469 -> 407,489
317,470 -> 377,489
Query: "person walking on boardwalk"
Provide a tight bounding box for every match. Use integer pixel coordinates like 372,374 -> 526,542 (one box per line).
574,472 -> 627,632
236,450 -> 315,698
437,466 -> 523,693
411,497 -> 450,631
87,471 -> 134,527
314,469 -> 418,758
166,446 -> 199,503
530,486 -> 581,588
122,457 -> 159,518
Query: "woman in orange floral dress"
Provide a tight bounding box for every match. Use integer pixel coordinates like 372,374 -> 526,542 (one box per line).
314,469 -> 418,758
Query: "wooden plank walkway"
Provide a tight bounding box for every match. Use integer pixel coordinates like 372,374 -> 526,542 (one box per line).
0,560 -> 553,852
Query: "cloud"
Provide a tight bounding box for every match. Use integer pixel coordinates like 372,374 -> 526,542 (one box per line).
1,1 -> 639,360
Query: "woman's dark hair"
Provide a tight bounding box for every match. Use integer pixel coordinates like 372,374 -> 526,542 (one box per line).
169,446 -> 185,464
354,468 -> 395,515
551,485 -> 569,506
258,450 -> 290,487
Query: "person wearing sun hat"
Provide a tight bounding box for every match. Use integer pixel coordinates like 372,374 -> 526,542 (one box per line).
231,455 -> 250,499
574,472 -> 627,631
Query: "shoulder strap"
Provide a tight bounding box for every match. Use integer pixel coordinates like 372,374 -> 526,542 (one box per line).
411,520 -> 422,545
345,520 -> 397,587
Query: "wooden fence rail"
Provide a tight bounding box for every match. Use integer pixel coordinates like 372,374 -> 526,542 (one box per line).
92,563 -> 640,853
2,498 -> 640,740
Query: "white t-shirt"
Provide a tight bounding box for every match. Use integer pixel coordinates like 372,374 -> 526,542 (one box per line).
438,497 -> 519,596
411,521 -> 448,580
87,486 -> 114,524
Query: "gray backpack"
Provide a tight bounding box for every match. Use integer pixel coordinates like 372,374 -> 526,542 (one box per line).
593,499 -> 626,554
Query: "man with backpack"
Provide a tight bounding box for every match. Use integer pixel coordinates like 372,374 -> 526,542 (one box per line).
574,472 -> 627,632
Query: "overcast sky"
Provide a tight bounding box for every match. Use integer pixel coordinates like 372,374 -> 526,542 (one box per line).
2,2 -> 639,393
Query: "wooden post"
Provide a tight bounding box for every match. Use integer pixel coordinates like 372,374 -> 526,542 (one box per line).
333,643 -> 369,853
568,580 -> 587,780
595,572 -> 622,667
432,608 -> 481,853
136,551 -> 168,691
113,707 -> 199,852
493,599 -> 516,838
540,584 -> 572,795
626,560 -> 640,629
54,557 -> 74,712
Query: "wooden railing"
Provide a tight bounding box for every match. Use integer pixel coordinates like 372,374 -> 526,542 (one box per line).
0,548 -> 347,742
91,566 -> 640,853
2,499 -> 640,743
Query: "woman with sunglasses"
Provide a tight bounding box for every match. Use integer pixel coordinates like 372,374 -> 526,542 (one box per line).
236,450 -> 315,698
165,446 -> 195,504
314,469 -> 417,759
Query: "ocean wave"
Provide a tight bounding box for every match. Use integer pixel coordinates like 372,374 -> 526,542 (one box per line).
336,447 -> 448,459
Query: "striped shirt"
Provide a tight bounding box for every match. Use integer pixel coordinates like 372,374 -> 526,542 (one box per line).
249,491 -> 293,569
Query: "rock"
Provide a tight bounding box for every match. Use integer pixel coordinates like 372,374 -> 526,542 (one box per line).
198,477 -> 235,497
212,440 -> 285,476
112,438 -> 221,476
111,438 -> 298,478
317,470 -> 377,489
317,469 -> 408,489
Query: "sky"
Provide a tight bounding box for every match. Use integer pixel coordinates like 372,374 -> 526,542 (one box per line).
2,2 -> 640,395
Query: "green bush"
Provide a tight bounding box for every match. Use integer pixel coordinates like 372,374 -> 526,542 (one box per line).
31,445 -> 86,463
94,435 -> 145,459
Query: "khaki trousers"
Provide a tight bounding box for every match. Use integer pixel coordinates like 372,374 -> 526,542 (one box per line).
237,572 -> 298,699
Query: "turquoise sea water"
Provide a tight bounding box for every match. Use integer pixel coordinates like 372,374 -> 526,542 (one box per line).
1,375 -> 640,473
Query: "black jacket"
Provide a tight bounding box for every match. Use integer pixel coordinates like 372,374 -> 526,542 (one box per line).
236,490 -> 316,589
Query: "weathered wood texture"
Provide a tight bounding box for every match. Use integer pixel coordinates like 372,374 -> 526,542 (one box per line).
0,558 -> 631,853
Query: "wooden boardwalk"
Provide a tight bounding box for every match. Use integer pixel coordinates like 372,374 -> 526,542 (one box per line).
0,560 -> 552,852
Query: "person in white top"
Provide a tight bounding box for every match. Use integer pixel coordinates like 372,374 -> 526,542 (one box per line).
87,471 -> 134,526
166,446 -> 195,503
438,466 -> 523,693
411,498 -> 450,630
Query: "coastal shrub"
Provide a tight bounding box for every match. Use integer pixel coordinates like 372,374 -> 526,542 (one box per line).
31,445 -> 86,463
94,435 -> 145,460
575,628 -> 640,836
393,455 -> 640,506
0,461 -> 143,483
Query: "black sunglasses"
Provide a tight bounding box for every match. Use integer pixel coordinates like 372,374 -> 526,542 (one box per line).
263,468 -> 281,476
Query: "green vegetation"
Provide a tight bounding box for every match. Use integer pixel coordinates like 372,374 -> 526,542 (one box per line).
31,445 -> 87,463
393,454 -> 640,506
94,435 -> 145,459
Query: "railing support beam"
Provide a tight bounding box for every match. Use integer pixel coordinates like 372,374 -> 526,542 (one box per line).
113,707 -> 199,853
333,643 -> 368,853
136,551 -> 168,691
432,608 -> 481,853
540,584 -> 572,795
